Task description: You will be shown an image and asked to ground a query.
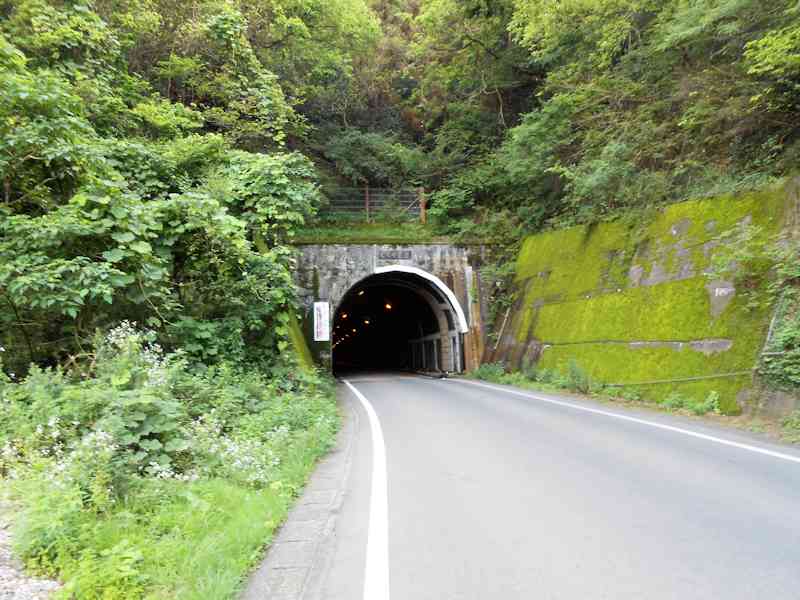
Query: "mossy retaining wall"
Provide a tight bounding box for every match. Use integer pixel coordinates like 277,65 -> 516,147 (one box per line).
288,312 -> 315,372
490,187 -> 792,414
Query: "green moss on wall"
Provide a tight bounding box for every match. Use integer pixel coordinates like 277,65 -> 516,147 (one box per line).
532,279 -> 769,343
288,312 -> 315,372
506,187 -> 788,415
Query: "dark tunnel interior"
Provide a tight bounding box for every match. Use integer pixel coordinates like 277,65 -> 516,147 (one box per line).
332,272 -> 450,375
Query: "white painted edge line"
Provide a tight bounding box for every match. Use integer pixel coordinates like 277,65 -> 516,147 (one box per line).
450,378 -> 800,466
343,380 -> 391,600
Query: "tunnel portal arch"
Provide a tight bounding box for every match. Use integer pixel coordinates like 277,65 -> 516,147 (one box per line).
373,266 -> 469,333
332,265 -> 469,374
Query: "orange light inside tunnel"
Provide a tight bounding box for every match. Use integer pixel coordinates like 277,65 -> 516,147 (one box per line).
384,303 -> 392,311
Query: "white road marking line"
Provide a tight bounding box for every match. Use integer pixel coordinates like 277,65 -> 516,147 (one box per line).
343,380 -> 391,600
450,378 -> 800,466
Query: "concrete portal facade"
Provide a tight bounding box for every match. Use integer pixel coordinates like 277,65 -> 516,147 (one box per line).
293,244 -> 488,372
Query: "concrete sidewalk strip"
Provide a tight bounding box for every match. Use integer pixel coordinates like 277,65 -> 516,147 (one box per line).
242,394 -> 358,600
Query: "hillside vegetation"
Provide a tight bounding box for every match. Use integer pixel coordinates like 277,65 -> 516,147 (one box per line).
1,0 -> 352,596
1,0 -> 800,596
303,0 -> 800,237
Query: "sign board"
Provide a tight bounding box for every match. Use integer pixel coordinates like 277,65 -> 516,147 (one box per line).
313,302 -> 331,342
378,249 -> 413,261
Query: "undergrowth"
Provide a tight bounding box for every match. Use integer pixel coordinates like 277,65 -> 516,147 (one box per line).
469,362 -> 722,417
0,324 -> 338,599
782,410 -> 800,444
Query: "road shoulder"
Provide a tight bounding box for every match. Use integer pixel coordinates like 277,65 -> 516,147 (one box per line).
242,392 -> 359,600
450,376 -> 800,458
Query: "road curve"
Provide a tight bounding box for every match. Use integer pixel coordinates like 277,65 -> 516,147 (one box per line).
315,374 -> 800,600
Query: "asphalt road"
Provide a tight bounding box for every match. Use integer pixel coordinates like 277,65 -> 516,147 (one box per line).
317,374 -> 800,600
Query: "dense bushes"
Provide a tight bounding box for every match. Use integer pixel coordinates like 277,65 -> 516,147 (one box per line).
0,1 -> 324,375
322,128 -> 426,187
0,2 -> 352,596
757,239 -> 800,390
411,0 -> 800,232
1,324 -> 337,598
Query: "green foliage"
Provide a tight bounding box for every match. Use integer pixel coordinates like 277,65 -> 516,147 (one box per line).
705,223 -> 775,311
470,362 -> 506,382
0,45 -> 95,212
658,389 -> 720,415
323,128 -> 426,186
756,235 -> 800,390
410,0 -> 536,139
702,227 -> 800,391
511,0 -> 650,69
746,22 -> 800,79
744,6 -> 800,108
59,541 -> 146,600
782,409 -> 800,443
566,359 -> 593,394
0,10 -> 341,595
761,326 -> 800,388
0,0 -> 330,376
473,358 -> 723,416
131,98 -> 203,138
225,152 -> 321,244
657,389 -> 718,414
1,325 -> 338,598
618,387 -> 643,402
661,391 -> 687,410
423,0 -> 798,230
695,391 -> 722,415
760,289 -> 800,390
294,222 -> 440,244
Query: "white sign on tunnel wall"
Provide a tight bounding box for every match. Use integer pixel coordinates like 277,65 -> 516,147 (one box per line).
314,302 -> 331,342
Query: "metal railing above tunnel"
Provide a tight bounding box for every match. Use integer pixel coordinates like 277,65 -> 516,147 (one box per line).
315,187 -> 428,224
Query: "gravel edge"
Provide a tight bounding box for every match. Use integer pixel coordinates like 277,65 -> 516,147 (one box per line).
0,495 -> 61,600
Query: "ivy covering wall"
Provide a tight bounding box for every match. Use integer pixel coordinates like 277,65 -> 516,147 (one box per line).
493,187 -> 790,414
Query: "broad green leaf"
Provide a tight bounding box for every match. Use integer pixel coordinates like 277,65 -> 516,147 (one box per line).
102,248 -> 125,263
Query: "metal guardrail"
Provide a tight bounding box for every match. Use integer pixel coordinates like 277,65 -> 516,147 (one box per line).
317,187 -> 428,223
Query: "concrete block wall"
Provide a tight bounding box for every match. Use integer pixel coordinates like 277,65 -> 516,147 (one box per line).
489,186 -> 792,415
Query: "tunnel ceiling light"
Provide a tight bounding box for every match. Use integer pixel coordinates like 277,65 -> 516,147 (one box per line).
364,319 -> 370,325
352,328 -> 357,333
358,290 -> 365,296
341,313 -> 348,320
384,303 -> 392,310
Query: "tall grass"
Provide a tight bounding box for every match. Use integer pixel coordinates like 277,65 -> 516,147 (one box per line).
1,324 -> 338,599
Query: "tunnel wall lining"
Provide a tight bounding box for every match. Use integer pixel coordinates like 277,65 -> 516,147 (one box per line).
334,272 -> 462,372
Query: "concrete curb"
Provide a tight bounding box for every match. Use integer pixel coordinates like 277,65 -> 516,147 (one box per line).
242,391 -> 358,600
414,370 -> 448,379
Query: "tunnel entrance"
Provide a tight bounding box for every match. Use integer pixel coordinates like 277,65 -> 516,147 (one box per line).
331,267 -> 468,375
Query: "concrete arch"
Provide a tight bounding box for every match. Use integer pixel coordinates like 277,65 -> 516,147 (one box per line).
373,265 -> 469,333
331,265 -> 470,373
294,243 -> 486,372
